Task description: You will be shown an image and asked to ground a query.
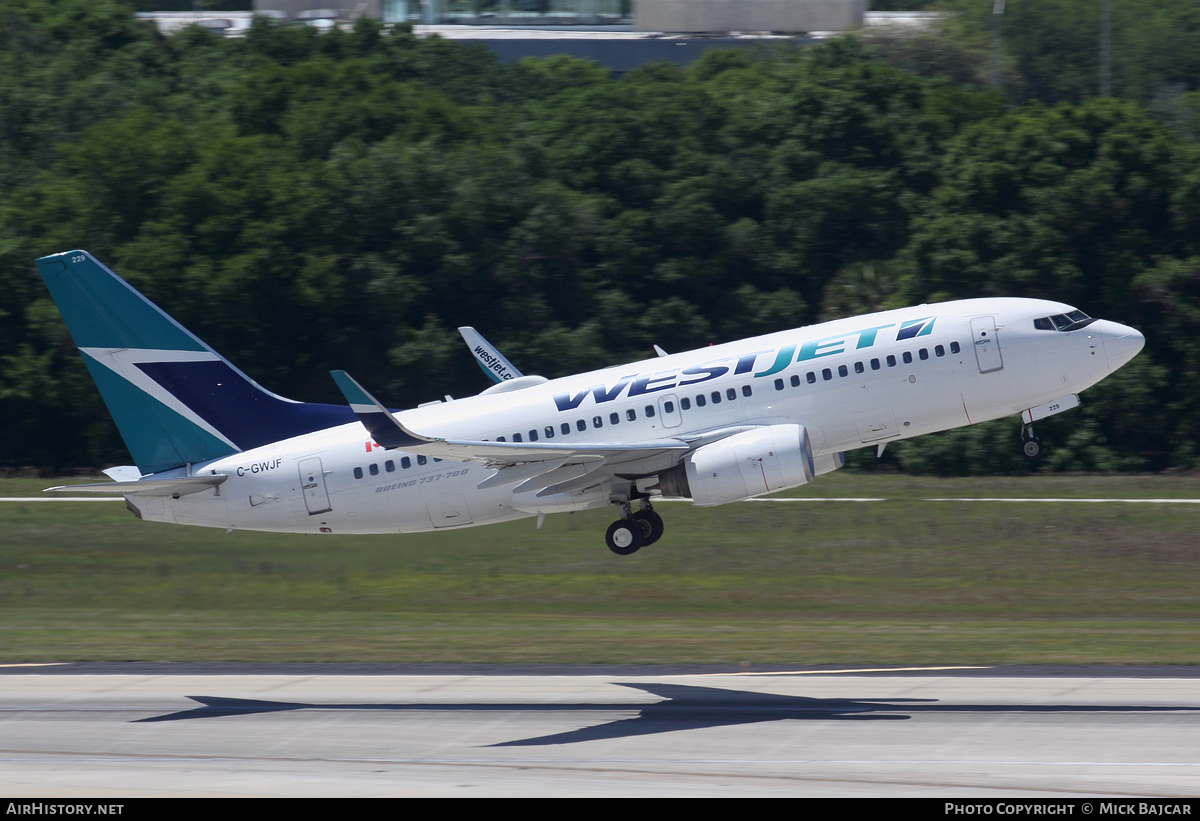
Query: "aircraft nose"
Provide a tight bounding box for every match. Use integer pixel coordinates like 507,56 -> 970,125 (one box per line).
1096,320 -> 1145,372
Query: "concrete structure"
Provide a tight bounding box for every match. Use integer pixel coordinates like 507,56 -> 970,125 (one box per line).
256,1 -> 632,26
635,0 -> 864,34
252,1 -> 382,23
415,26 -> 798,72
252,0 -> 865,32
4,667 -> 1200,796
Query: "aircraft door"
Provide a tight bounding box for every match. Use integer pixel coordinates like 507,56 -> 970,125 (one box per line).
657,394 -> 683,428
971,316 -> 1004,374
298,457 -> 332,515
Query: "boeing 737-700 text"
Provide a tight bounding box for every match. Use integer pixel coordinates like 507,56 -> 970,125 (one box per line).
38,250 -> 1145,554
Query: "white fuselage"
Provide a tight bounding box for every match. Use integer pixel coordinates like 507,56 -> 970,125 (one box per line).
129,298 -> 1142,534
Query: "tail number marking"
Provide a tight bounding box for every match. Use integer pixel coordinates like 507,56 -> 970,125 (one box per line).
237,459 -> 282,477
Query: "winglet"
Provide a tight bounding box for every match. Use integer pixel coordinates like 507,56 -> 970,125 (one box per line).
330,371 -> 435,449
458,326 -> 523,384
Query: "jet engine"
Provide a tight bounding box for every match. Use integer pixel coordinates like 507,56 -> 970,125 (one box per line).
657,424 -> 815,506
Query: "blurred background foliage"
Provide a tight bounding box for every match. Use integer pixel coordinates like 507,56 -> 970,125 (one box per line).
1,0 -> 1198,474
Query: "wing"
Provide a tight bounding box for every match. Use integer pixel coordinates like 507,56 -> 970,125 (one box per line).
330,370 -> 688,495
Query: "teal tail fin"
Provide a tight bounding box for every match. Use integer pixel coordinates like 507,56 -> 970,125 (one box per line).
37,250 -> 355,474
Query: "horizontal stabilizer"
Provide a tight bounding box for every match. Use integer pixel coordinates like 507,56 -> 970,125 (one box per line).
330,371 -> 435,449
45,474 -> 226,497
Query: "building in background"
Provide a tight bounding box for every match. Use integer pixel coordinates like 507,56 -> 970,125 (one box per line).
252,0 -> 864,32
136,1 -> 866,71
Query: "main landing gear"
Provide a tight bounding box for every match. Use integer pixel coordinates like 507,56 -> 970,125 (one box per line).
605,500 -> 664,556
1021,423 -> 1044,461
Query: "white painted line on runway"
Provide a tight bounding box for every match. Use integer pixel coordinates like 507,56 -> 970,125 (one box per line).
0,497 -> 124,502
924,497 -> 1200,503
4,495 -> 1198,504
2,754 -> 1193,769
749,497 -> 1200,504
745,497 -> 887,502
0,662 -> 67,668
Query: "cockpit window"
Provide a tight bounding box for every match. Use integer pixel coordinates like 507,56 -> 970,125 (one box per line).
1034,310 -> 1095,332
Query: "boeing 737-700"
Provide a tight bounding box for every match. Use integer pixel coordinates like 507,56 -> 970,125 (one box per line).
38,250 -> 1145,554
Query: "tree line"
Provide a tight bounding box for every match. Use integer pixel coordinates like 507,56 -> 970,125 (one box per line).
1,0 -> 1198,474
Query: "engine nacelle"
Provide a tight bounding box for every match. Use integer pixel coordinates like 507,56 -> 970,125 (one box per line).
661,424 -> 815,507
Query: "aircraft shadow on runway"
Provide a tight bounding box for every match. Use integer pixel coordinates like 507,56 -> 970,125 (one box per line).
132,682 -> 1199,746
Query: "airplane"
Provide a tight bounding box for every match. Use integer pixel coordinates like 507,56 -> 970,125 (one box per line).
38,250 -> 1145,555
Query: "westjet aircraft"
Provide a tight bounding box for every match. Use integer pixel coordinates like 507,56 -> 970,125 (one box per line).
39,250 -> 1145,555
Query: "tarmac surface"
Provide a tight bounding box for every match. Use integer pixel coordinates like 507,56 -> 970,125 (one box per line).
1,665 -> 1198,796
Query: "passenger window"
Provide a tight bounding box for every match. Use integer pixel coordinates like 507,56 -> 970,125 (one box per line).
742,385 -> 752,397
711,391 -> 722,404
950,341 -> 961,354
807,372 -> 816,384
680,398 -> 690,410
664,400 -> 675,413
434,458 -> 441,462
855,361 -> 864,374
497,436 -> 506,442
353,467 -> 363,479
528,429 -> 538,441
610,412 -> 620,425
887,355 -> 896,367
593,416 -> 602,428
726,388 -> 736,400
935,345 -> 945,357
577,419 -> 587,432
902,351 -> 913,364
513,433 -> 523,442
561,423 -> 570,435
919,348 -> 929,361
696,394 -> 706,407
545,426 -> 554,439
417,455 -> 427,466
401,457 -> 411,469
871,358 -> 880,370
385,460 -> 395,473
645,405 -> 656,417
790,374 -> 801,387
775,378 -> 784,391
627,408 -> 637,421
369,463 -> 379,476
838,365 -> 848,377
822,368 -> 832,381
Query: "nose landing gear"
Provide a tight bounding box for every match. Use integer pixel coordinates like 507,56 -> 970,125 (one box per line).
605,500 -> 664,555
1021,423 -> 1044,460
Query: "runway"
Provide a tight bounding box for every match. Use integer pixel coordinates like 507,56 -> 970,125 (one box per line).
2,666 -> 1199,796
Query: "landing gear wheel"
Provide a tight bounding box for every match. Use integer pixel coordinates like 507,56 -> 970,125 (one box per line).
606,519 -> 644,555
632,510 -> 664,546
1022,436 -> 1044,460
